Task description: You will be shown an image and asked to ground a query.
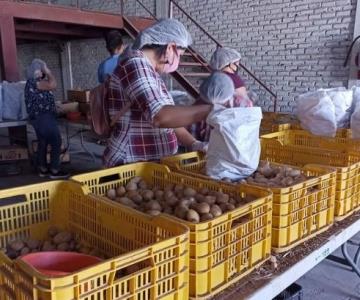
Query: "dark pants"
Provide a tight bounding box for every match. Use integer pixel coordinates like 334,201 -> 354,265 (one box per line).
31,113 -> 62,171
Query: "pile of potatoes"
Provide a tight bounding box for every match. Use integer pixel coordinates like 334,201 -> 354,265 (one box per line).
245,161 -> 310,188
106,176 -> 255,223
5,226 -> 102,260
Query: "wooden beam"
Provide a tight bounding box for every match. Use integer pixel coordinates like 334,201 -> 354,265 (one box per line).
2,1 -> 124,29
0,15 -> 19,81
15,22 -> 103,38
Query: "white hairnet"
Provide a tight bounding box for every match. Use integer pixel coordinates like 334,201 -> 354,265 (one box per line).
132,18 -> 192,50
26,59 -> 46,80
199,72 -> 235,105
210,47 -> 242,70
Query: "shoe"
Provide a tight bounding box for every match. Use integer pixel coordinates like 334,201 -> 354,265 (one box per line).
49,170 -> 70,179
38,168 -> 49,178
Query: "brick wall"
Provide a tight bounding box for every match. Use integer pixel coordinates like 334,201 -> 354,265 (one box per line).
173,0 -> 357,112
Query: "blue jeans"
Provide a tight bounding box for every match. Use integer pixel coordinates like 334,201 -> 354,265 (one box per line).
31,113 -> 62,171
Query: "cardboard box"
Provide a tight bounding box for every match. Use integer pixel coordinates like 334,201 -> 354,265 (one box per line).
31,141 -> 70,164
0,145 -> 28,162
67,90 -> 90,103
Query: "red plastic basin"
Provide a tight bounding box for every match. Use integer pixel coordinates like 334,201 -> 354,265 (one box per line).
20,251 -> 102,277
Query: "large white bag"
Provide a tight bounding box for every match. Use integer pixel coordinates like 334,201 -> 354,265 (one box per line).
322,88 -> 353,128
2,81 -> 27,120
296,90 -> 337,137
351,86 -> 360,138
205,106 -> 262,180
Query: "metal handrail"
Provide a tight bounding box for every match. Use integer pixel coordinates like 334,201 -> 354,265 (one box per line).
169,0 -> 277,110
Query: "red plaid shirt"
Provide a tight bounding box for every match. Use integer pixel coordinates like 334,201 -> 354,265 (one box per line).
103,50 -> 178,167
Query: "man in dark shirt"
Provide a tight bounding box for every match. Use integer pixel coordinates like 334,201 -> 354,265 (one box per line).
25,59 -> 69,178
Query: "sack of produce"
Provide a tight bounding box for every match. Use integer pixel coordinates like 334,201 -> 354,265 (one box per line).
351,86 -> 360,138
205,106 -> 262,181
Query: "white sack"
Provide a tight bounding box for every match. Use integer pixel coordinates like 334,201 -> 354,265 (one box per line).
351,86 -> 360,138
206,106 -> 262,180
2,81 -> 27,120
296,90 -> 337,137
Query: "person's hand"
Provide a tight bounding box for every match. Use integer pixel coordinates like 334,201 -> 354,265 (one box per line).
191,140 -> 208,152
42,65 -> 51,75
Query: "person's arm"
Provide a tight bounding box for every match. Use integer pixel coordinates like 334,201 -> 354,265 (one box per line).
37,66 -> 57,91
235,87 -> 249,98
153,104 -> 212,128
174,127 -> 196,147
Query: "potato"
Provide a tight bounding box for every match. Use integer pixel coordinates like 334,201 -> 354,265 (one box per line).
183,187 -> 196,197
163,206 -> 173,214
145,200 -> 162,211
210,204 -> 222,217
155,190 -> 164,201
129,176 -> 142,184
118,197 -> 137,208
26,239 -> 40,250
79,247 -> 91,254
199,187 -> 209,195
6,249 -> 18,259
203,195 -> 216,205
164,190 -> 174,200
174,205 -> 189,219
89,249 -> 101,257
57,242 -> 69,251
174,184 -> 184,193
42,241 -> 56,251
116,186 -> 126,197
164,184 -> 174,192
186,209 -> 200,223
142,190 -> 154,201
200,213 -> 213,222
9,240 -> 25,251
130,193 -> 143,204
20,247 -> 30,256
216,193 -> 229,204
138,180 -> 148,190
219,203 -> 228,213
146,210 -> 161,216
195,194 -> 205,202
166,196 -> 179,207
193,202 -> 210,214
225,203 -> 236,211
126,182 -> 137,191
69,240 -> 76,251
229,198 -> 236,206
107,188 -> 117,200
48,225 -> 59,237
53,231 -> 72,245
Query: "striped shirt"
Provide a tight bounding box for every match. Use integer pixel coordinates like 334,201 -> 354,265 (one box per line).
103,50 -> 178,167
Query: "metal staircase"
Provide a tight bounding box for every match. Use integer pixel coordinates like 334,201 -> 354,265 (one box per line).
125,0 -> 277,110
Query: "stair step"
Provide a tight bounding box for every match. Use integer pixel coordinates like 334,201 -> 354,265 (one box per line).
179,61 -> 207,67
182,72 -> 211,77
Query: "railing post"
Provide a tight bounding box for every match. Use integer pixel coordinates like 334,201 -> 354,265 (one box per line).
120,0 -> 124,15
169,0 -> 173,18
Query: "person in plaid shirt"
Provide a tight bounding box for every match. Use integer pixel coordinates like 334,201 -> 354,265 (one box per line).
103,19 -> 212,167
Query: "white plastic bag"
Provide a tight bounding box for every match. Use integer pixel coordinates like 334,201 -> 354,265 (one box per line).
351,86 -> 360,138
2,81 -> 27,120
205,106 -> 262,180
296,90 -> 337,137
321,88 -> 353,128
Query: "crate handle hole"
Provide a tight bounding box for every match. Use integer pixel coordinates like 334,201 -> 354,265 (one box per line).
114,258 -> 153,280
231,213 -> 251,229
99,174 -> 121,184
0,195 -> 27,206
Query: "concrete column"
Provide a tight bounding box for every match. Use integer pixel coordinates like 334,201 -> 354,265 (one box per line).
348,0 -> 360,87
156,0 -> 169,18
59,42 -> 73,100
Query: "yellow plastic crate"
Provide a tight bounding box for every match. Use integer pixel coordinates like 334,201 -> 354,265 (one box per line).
161,153 -> 336,252
71,162 -> 272,299
261,129 -> 360,220
0,180 -> 189,300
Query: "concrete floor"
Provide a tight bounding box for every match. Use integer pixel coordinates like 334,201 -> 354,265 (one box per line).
1,123 -> 360,300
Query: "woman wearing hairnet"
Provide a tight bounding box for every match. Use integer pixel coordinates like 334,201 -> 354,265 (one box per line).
103,19 -> 211,167
24,59 -> 69,179
210,47 -> 252,107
